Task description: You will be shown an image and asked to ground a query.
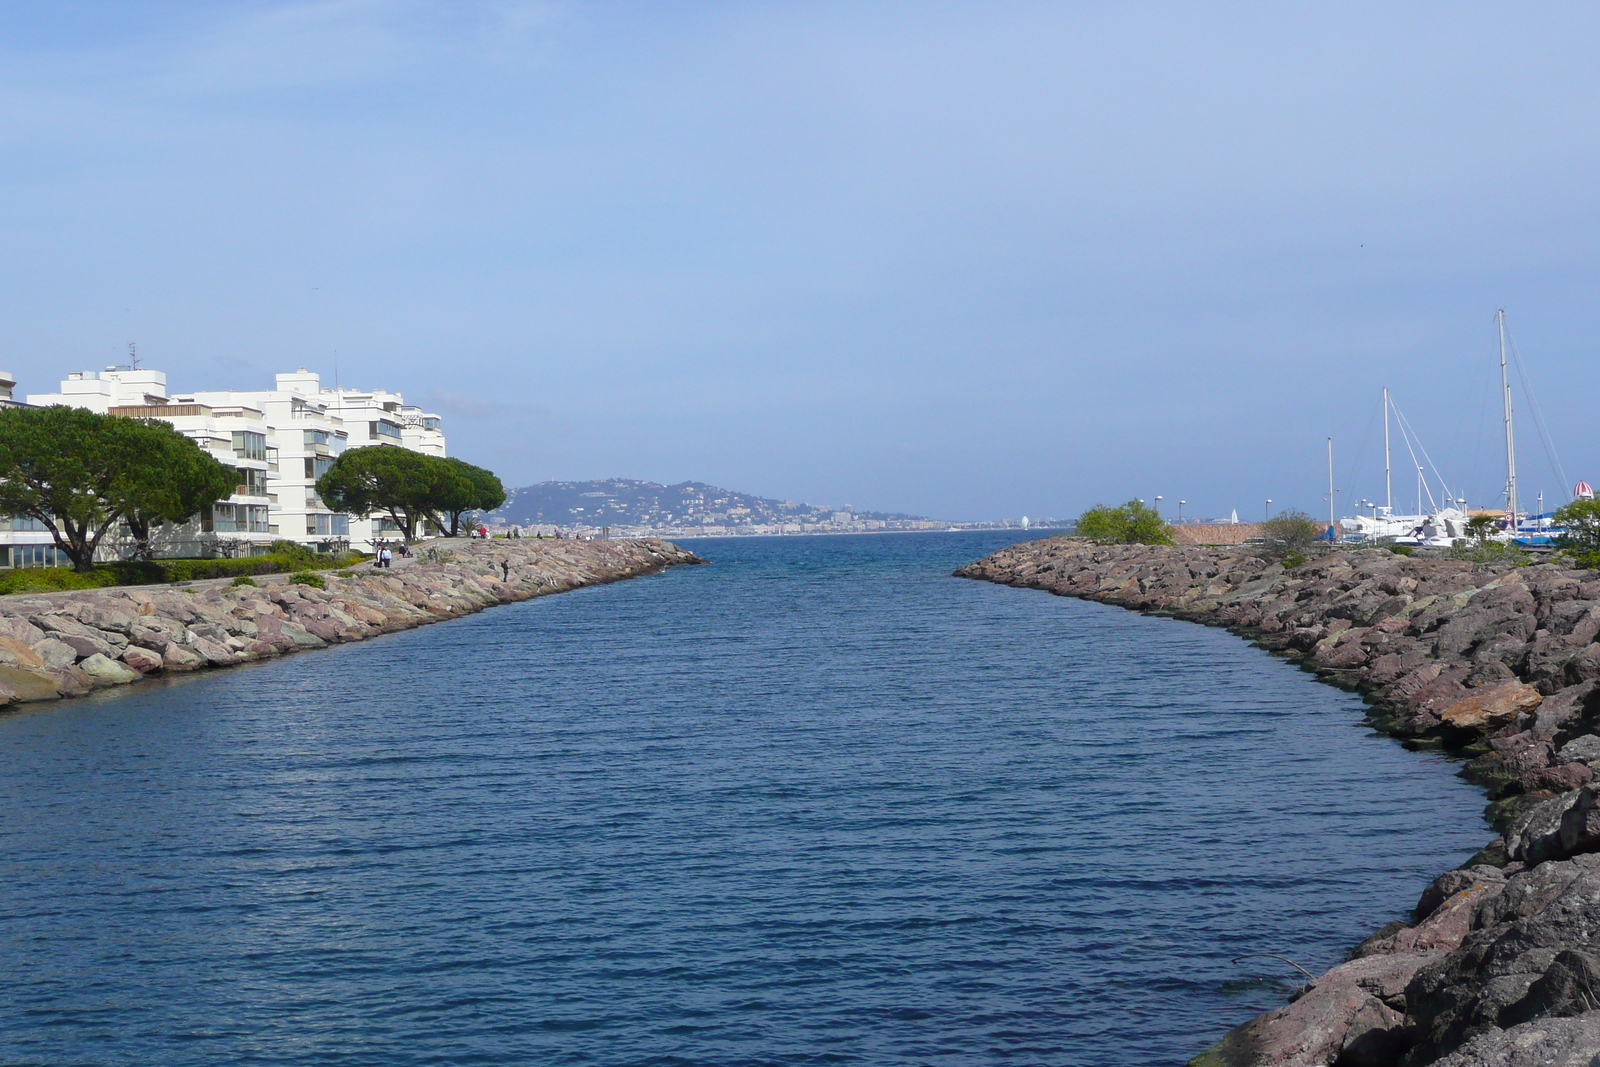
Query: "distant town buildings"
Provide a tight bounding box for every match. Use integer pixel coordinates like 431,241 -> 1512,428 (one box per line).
3,364 -> 444,567
481,479 -> 1048,539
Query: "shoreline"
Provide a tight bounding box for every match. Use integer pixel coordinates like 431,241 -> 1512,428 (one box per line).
957,537 -> 1600,1066
0,538 -> 704,707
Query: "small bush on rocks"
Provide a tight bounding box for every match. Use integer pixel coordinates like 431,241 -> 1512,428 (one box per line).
1261,510 -> 1321,561
288,572 -> 326,589
230,576 -> 258,587
1389,543 -> 1415,556
1281,550 -> 1307,569
1075,500 -> 1173,545
1447,540 -> 1529,565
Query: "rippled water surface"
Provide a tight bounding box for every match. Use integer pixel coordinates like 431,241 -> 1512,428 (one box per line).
0,533 -> 1489,1066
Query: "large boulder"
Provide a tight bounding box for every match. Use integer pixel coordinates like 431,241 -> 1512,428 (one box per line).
77,653 -> 140,687
1440,682 -> 1544,731
120,646 -> 163,674
1429,1011 -> 1600,1066
1191,952 -> 1436,1067
0,665 -> 63,702
1405,855 -> 1600,1061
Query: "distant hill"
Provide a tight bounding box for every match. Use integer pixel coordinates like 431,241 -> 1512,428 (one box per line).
485,479 -> 927,531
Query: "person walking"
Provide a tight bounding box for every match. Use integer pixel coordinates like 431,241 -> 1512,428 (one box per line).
378,546 -> 392,569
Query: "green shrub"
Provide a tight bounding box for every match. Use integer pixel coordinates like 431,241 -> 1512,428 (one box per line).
0,568 -> 115,595
1261,510 -> 1321,561
288,571 -> 325,589
1389,543 -> 1415,556
1447,540 -> 1529,566
0,547 -> 362,595
269,539 -> 319,566
1075,500 -> 1173,545
1554,500 -> 1600,569
1281,550 -> 1307,569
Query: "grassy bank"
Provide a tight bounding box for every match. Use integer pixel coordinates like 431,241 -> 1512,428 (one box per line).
0,543 -> 370,596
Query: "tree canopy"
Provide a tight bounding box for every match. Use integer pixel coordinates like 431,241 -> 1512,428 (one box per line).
0,405 -> 237,571
1075,499 -> 1173,545
1555,499 -> 1600,568
315,448 -> 505,542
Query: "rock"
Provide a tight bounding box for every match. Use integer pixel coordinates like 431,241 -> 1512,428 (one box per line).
76,653 -> 141,687
1501,950 -> 1600,1027
0,665 -> 63,702
278,623 -> 326,649
120,646 -> 163,674
1353,875 -> 1502,958
1516,763 -> 1594,795
1505,792 -> 1583,864
1429,1011 -> 1600,1066
30,638 -> 78,670
1413,865 -> 1511,924
55,632 -> 116,661
1440,681 -> 1544,731
1188,952 -> 1436,1067
1556,734 -> 1600,766
1529,683 -> 1596,737
1406,855 -> 1600,1060
0,634 -> 45,668
1556,786 -> 1600,859
161,642 -> 206,672
186,636 -> 241,666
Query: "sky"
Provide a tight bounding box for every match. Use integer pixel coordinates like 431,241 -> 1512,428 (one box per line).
3,2 -> 1598,522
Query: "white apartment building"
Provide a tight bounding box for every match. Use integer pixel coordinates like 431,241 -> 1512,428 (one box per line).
173,370 -> 445,549
5,364 -> 446,566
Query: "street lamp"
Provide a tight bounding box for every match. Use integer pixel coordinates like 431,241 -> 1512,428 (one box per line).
1265,499 -> 1272,524
1178,499 -> 1187,523
1154,495 -> 1163,518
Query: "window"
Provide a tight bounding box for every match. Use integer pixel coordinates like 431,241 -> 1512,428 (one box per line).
303,429 -> 331,447
209,504 -> 264,532
305,513 -> 350,536
232,431 -> 267,461
4,544 -> 67,568
303,456 -> 335,480
421,417 -> 440,430
235,468 -> 269,496
8,515 -> 45,531
369,420 -> 402,440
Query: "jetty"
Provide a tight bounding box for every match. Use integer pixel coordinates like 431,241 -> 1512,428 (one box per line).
0,537 -> 703,705
959,537 -> 1600,1067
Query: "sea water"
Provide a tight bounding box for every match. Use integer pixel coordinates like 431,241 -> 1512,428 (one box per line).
0,532 -> 1488,1065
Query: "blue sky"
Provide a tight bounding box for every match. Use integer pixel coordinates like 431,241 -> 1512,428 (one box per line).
3,2 -> 1598,521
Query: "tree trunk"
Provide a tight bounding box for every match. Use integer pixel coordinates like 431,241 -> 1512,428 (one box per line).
126,515 -> 154,562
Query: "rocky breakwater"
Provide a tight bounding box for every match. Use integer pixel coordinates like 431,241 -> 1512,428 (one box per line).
0,538 -> 703,706
956,539 -> 1600,1067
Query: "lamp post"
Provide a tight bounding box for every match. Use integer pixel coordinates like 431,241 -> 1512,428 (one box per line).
1265,499 -> 1272,524
1154,495 -> 1163,519
1178,500 -> 1186,524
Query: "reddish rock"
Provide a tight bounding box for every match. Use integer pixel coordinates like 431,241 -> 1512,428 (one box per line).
120,646 -> 163,673
1518,763 -> 1595,794
1440,681 -> 1544,730
161,642 -> 206,672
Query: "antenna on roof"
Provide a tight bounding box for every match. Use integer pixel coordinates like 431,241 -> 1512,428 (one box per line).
128,342 -> 138,368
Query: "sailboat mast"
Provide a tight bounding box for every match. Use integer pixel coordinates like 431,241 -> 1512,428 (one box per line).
1382,387 -> 1392,513
1499,309 -> 1518,525
1328,437 -> 1337,543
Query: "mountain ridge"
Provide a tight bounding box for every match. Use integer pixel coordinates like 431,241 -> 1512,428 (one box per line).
484,478 -> 938,533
